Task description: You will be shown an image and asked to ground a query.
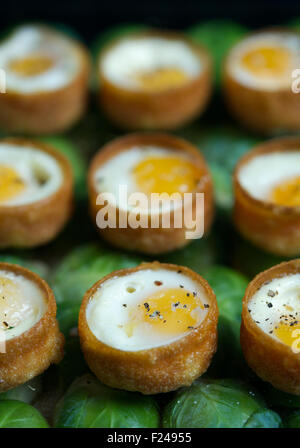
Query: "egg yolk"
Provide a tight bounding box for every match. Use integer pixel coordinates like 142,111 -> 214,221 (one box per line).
270,176 -> 300,207
0,277 -> 23,331
274,321 -> 300,348
241,46 -> 291,77
0,165 -> 25,202
9,54 -> 54,77
133,157 -> 200,195
135,68 -> 188,92
125,288 -> 204,337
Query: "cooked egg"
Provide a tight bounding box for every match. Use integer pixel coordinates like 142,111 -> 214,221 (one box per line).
0,270 -> 46,340
94,145 -> 200,211
0,25 -> 81,93
86,268 -> 209,351
101,36 -> 202,92
0,142 -> 63,206
248,274 -> 300,349
238,151 -> 300,206
227,31 -> 300,90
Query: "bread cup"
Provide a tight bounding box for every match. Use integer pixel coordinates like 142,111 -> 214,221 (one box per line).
234,137 -> 300,256
241,259 -> 300,395
98,30 -> 212,130
0,262 -> 64,391
0,24 -> 90,134
0,137 -> 73,248
88,132 -> 214,255
78,261 -> 218,394
223,28 -> 300,134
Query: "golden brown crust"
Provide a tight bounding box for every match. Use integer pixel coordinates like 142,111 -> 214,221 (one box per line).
233,137 -> 300,256
98,31 -> 212,130
241,259 -> 300,395
0,137 -> 73,248
223,28 -> 300,134
0,35 -> 90,134
88,132 -> 214,255
78,261 -> 218,394
0,262 -> 64,391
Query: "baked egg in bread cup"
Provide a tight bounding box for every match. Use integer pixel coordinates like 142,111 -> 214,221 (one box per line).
241,260 -> 300,395
0,137 -> 73,248
223,29 -> 300,134
98,31 -> 212,130
234,137 -> 300,257
88,133 -> 214,255
0,24 -> 90,134
78,261 -> 218,394
0,262 -> 64,391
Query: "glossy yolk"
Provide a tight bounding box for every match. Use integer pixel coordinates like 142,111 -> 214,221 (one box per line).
9,54 -> 54,77
133,156 -> 200,195
0,277 -> 23,331
271,176 -> 300,207
0,165 -> 25,202
125,288 -> 204,337
241,46 -> 291,77
135,68 -> 188,92
274,321 -> 300,348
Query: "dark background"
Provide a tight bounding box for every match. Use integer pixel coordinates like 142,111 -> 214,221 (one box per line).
2,0 -> 300,42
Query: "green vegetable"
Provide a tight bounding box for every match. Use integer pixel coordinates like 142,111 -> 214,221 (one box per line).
262,383 -> 300,409
0,400 -> 49,428
200,266 -> 248,377
38,136 -> 87,201
0,254 -> 49,279
159,233 -> 218,274
284,410 -> 300,428
177,125 -> 260,211
54,374 -> 160,428
0,377 -> 42,404
52,243 -> 142,335
163,379 -> 281,428
186,20 -> 248,85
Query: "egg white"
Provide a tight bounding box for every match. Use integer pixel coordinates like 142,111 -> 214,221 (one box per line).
0,25 -> 81,94
248,273 -> 300,343
101,36 -> 202,90
0,142 -> 63,206
86,268 -> 209,351
238,151 -> 300,203
94,145 -> 193,213
0,269 -> 47,340
227,31 -> 300,90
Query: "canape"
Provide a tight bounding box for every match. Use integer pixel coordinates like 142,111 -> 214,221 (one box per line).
78,261 -> 218,394
98,31 -> 212,130
223,29 -> 300,134
0,262 -> 64,391
241,259 -> 300,395
88,133 -> 214,255
0,137 -> 73,248
234,137 -> 300,256
0,24 -> 90,134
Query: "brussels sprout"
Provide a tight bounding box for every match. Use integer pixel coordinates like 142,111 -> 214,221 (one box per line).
159,234 -> 218,274
0,377 -> 42,404
232,235 -> 290,279
200,266 -> 248,377
186,20 -> 248,85
284,410 -> 300,428
38,136 -> 87,201
0,400 -> 49,428
0,253 -> 49,279
163,379 -> 281,428
51,243 -> 142,335
177,125 -> 260,211
262,382 -> 300,409
54,374 -> 160,428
